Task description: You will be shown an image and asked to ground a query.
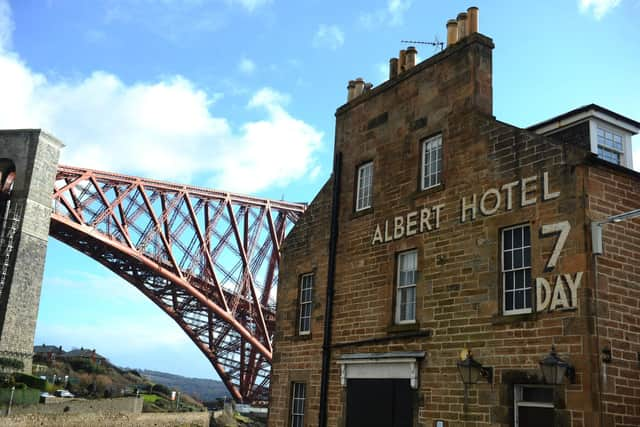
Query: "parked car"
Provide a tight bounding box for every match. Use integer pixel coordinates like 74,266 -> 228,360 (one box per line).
54,389 -> 74,398
39,392 -> 51,398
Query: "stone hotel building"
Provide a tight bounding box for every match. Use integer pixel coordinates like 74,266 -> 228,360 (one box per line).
268,7 -> 640,427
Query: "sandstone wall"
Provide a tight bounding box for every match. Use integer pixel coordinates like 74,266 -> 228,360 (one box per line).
8,396 -> 143,416
4,411 -> 210,427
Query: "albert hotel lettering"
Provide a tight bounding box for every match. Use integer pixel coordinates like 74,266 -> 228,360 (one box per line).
370,172 -> 583,313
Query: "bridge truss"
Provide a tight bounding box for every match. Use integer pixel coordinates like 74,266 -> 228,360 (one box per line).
49,165 -> 306,402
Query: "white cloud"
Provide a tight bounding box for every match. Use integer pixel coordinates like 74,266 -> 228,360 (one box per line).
579,0 -> 621,19
215,88 -> 322,191
360,0 -> 413,28
387,0 -> 413,25
0,1 -> 323,194
313,24 -> 345,50
238,57 -> 256,74
0,0 -> 13,52
248,86 -> 289,108
227,0 -> 272,12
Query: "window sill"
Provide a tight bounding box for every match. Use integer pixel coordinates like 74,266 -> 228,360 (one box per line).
291,333 -> 313,341
387,322 -> 421,334
491,312 -> 537,325
412,183 -> 444,200
351,207 -> 373,219
492,306 -> 579,326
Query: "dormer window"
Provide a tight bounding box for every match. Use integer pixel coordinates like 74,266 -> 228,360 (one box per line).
528,104 -> 639,170
587,118 -> 635,168
596,125 -> 624,165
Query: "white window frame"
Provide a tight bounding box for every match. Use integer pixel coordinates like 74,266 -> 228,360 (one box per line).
421,134 -> 442,190
596,124 -> 624,165
298,273 -> 313,335
589,119 -> 634,169
514,385 -> 554,427
395,250 -> 417,324
290,382 -> 306,427
502,224 -> 532,315
355,162 -> 373,211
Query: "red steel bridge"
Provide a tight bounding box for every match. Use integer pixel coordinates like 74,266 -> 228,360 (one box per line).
49,165 -> 306,403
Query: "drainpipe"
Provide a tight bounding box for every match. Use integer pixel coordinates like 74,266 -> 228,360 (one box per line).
318,151 -> 342,427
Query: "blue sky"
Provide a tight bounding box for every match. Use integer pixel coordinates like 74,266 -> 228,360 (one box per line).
0,0 -> 638,380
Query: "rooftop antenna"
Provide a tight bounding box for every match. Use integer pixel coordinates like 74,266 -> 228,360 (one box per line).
401,36 -> 444,52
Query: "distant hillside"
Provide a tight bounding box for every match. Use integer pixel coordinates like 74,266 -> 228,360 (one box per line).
141,369 -> 230,402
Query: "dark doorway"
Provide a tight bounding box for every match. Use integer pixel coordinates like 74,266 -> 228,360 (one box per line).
345,378 -> 413,427
517,406 -> 554,426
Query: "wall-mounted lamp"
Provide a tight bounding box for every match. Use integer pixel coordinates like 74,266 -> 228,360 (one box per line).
602,346 -> 612,364
591,208 -> 640,255
457,352 -> 493,385
539,346 -> 575,385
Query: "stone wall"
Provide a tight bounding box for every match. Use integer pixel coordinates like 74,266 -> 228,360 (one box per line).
0,130 -> 63,373
268,179 -> 333,424
4,411 -> 210,427
585,162 -> 640,427
8,396 -> 143,416
544,121 -> 591,153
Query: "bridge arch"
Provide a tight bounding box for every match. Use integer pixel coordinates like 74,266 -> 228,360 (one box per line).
50,165 -> 305,402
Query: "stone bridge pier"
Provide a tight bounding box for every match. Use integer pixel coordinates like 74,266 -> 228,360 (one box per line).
0,130 -> 63,373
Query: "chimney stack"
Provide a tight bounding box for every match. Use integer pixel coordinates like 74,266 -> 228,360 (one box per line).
456,12 -> 468,40
405,46 -> 417,70
398,49 -> 407,73
446,19 -> 458,46
365,7 -> 482,88
447,7 -> 479,46
347,77 -> 373,102
389,57 -> 399,79
347,80 -> 356,101
467,7 -> 479,34
353,78 -> 365,97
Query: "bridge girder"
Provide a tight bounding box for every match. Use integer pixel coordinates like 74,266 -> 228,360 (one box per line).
50,165 -> 305,403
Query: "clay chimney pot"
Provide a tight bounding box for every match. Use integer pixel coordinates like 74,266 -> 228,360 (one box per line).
389,58 -> 399,79
399,49 -> 407,72
457,12 -> 468,40
347,80 -> 356,101
446,19 -> 458,46
405,46 -> 417,69
467,7 -> 479,34
353,78 -> 365,97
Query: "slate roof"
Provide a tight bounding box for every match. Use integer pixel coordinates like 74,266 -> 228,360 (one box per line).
33,344 -> 64,354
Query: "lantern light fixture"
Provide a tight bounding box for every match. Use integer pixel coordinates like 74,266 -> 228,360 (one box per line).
539,345 -> 576,385
457,351 -> 493,385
